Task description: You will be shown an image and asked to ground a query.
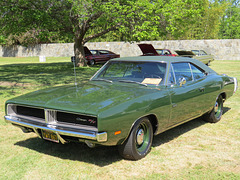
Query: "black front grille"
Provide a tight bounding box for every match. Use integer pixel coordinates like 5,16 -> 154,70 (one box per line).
16,106 -> 45,119
57,111 -> 97,127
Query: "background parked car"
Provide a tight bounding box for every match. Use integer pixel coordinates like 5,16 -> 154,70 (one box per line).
88,49 -> 120,65
175,50 -> 214,65
71,47 -> 120,65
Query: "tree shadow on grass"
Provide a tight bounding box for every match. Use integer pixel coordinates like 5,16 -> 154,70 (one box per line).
0,62 -> 101,97
0,62 -> 99,85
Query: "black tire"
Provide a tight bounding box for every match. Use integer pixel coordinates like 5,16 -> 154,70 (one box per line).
203,95 -> 223,123
118,117 -> 153,160
89,59 -> 95,66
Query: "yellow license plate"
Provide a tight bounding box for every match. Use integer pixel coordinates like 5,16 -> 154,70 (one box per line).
42,130 -> 59,143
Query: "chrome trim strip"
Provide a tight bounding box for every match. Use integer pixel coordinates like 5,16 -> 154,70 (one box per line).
4,115 -> 107,142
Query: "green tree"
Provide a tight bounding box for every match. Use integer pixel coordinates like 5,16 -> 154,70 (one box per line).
219,0 -> 240,39
194,0 -> 227,39
152,0 -> 226,40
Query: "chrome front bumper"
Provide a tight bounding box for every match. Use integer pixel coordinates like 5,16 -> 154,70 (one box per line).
4,115 -> 107,144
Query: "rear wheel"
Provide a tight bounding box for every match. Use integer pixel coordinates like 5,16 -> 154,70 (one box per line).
203,95 -> 223,123
118,117 -> 153,160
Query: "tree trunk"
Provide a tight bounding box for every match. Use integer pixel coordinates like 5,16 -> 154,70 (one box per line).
74,37 -> 87,67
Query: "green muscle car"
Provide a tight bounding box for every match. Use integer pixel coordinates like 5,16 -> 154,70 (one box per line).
4,56 -> 238,160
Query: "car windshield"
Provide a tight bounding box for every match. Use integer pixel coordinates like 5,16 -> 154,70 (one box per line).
90,50 -> 97,55
92,61 -> 166,85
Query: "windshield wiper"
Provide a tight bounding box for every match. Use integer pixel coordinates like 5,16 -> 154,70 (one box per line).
118,80 -> 147,87
91,78 -> 113,83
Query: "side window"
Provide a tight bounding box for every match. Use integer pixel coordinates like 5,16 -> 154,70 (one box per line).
172,62 -> 193,84
90,50 -> 97,55
99,50 -> 108,54
190,64 -> 206,80
199,50 -> 207,55
191,50 -> 199,55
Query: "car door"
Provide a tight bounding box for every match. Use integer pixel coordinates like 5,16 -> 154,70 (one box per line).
98,50 -> 110,62
167,62 -> 207,126
91,50 -> 103,63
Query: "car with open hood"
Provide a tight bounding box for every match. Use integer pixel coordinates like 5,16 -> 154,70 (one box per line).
138,44 -> 177,56
4,56 -> 237,160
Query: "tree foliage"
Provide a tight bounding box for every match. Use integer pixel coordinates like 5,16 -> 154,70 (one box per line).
151,0 -> 227,40
219,0 -> 240,39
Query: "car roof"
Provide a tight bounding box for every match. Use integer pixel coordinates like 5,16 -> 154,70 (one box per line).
111,56 -> 191,63
109,56 -> 216,73
156,49 -> 170,51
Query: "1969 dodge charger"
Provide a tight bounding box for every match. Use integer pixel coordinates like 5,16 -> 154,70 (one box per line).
4,56 -> 238,160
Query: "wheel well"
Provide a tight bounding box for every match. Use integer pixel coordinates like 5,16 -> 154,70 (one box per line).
146,114 -> 158,135
120,114 -> 158,145
220,92 -> 226,102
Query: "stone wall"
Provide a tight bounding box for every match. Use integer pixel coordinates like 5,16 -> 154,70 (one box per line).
0,39 -> 239,60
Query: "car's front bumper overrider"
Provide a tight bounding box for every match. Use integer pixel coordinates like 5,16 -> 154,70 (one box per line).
4,115 -> 107,144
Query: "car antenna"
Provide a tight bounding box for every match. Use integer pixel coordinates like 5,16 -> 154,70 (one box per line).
71,56 -> 78,91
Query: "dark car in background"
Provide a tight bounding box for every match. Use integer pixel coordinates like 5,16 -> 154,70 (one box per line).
88,49 -> 120,65
71,47 -> 120,65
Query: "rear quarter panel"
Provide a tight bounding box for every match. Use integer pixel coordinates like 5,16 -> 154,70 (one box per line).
221,76 -> 235,99
194,55 -> 214,64
203,74 -> 235,112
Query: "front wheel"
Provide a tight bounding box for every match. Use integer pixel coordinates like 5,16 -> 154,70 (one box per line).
118,117 -> 153,160
203,95 -> 223,123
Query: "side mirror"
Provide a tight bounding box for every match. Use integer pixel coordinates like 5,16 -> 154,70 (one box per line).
179,77 -> 186,87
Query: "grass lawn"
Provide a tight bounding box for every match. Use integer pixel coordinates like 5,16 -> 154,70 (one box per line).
0,57 -> 239,179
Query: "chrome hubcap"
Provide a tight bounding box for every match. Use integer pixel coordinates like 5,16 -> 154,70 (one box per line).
136,129 -> 144,146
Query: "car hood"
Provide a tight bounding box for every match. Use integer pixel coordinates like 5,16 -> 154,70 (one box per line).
84,46 -> 92,55
175,50 -> 195,56
138,44 -> 159,56
7,82 -> 158,116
